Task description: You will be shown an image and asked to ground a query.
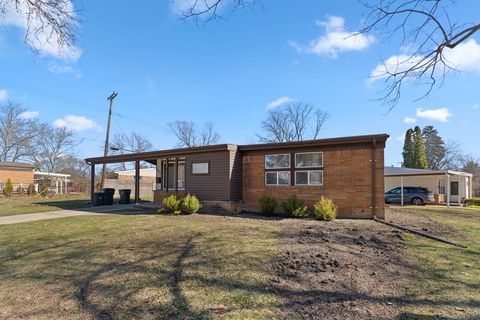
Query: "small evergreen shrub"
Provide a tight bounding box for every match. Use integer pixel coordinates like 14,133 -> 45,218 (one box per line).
16,185 -> 24,194
163,193 -> 181,212
27,183 -> 36,196
465,198 -> 480,207
282,194 -> 309,218
173,210 -> 182,216
259,194 -> 277,215
314,196 -> 337,221
182,193 -> 200,214
3,179 -> 13,197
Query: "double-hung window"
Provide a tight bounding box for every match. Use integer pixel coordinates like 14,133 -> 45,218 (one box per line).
265,154 -> 290,186
294,152 -> 323,186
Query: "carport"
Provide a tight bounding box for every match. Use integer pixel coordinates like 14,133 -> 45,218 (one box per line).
384,167 -> 473,207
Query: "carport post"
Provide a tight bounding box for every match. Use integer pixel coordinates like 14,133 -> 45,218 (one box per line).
446,174 -> 450,208
400,176 -> 404,206
135,160 -> 140,204
90,163 -> 95,204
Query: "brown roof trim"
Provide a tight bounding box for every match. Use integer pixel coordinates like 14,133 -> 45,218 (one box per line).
85,144 -> 237,164
0,161 -> 35,171
237,134 -> 389,151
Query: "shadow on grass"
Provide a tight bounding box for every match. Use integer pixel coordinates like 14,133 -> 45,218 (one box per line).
32,198 -> 91,210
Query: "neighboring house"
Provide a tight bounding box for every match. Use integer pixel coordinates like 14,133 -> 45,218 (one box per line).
384,167 -> 473,206
104,168 -> 157,198
34,172 -> 71,194
86,134 -> 388,219
0,162 -> 35,190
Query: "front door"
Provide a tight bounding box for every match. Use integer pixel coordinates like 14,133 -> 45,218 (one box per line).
450,181 -> 459,203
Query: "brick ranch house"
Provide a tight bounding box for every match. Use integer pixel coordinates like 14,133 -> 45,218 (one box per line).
0,162 -> 35,188
85,134 -> 388,219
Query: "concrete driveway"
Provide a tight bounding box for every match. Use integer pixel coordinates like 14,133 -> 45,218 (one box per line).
0,204 -> 153,225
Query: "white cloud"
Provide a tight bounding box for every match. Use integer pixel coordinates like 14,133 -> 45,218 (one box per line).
370,39 -> 480,82
53,115 -> 101,132
289,16 -> 374,58
266,96 -> 293,110
369,54 -> 423,81
472,103 -> 479,110
415,107 -> 452,122
396,134 -> 405,142
19,111 -> 39,119
403,116 -> 417,124
0,89 -> 7,101
0,1 -> 81,61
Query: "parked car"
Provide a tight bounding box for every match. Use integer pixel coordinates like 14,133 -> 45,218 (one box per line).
384,187 -> 434,205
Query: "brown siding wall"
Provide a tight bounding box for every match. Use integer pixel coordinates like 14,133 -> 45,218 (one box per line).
229,149 -> 242,201
185,151 -> 231,201
241,142 -> 385,219
0,169 -> 34,185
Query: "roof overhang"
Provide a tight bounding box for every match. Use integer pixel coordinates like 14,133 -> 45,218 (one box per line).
85,144 -> 237,165
238,134 -> 388,151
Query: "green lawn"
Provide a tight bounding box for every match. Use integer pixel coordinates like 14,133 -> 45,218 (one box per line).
397,206 -> 480,319
0,214 -> 280,319
0,195 -> 91,217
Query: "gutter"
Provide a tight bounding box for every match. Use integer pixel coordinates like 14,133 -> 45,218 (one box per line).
371,138 -> 377,219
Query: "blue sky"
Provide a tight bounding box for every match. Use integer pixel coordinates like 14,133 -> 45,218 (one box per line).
1,0 -> 479,166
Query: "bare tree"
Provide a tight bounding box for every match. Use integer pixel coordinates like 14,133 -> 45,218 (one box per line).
33,126 -> 78,173
0,101 -> 38,162
257,102 -> 329,143
0,0 -> 79,56
361,0 -> 480,107
175,1 -> 479,108
58,154 -> 89,192
110,132 -> 153,170
168,121 -> 220,148
461,155 -> 480,197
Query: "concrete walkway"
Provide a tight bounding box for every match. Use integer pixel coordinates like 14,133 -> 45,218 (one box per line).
0,204 -> 150,225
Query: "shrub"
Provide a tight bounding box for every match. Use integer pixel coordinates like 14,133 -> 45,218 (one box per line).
314,196 -> 337,221
173,210 -> 182,216
282,194 -> 309,218
465,198 -> 480,207
162,193 -> 181,212
3,179 -> 13,197
259,194 -> 277,215
27,183 -> 36,196
182,193 -> 200,214
16,185 -> 24,194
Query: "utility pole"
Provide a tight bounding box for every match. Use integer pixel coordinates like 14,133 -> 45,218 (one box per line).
100,91 -> 118,189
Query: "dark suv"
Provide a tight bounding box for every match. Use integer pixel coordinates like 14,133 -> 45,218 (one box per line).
384,187 -> 434,205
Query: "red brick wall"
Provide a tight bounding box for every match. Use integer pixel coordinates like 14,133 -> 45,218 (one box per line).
241,143 -> 385,219
0,170 -> 34,185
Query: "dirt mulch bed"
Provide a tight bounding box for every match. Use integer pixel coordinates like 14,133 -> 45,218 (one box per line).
270,216 -> 414,320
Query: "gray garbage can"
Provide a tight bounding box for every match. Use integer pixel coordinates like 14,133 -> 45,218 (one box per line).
119,189 -> 131,204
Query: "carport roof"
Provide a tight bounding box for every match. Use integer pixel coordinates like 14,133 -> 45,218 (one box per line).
385,166 -> 472,177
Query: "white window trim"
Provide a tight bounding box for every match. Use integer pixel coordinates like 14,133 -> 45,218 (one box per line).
265,153 -> 291,169
295,170 -> 323,186
192,162 -> 209,174
265,171 -> 291,186
295,152 -> 323,169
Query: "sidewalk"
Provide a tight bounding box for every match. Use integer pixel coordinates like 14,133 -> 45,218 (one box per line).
0,204 -> 151,225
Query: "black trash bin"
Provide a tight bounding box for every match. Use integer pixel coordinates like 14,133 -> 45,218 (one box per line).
93,192 -> 105,206
119,189 -> 131,205
103,188 -> 115,206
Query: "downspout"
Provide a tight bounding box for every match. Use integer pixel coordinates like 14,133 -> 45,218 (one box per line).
371,138 -> 377,219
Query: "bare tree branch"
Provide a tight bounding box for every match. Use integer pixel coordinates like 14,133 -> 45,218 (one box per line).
257,102 -> 329,143
0,0 -> 79,58
168,120 -> 220,147
362,0 -> 480,107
